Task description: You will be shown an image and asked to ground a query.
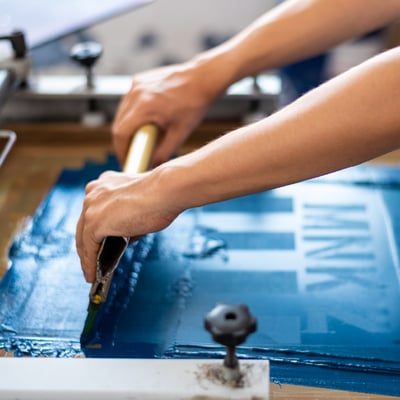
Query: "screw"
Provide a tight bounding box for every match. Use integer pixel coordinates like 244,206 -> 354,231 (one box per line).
70,41 -> 103,89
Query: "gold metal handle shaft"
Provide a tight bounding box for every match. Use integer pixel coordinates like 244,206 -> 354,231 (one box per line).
123,123 -> 159,173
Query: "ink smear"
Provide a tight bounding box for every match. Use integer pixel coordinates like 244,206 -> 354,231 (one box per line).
0,158 -> 400,396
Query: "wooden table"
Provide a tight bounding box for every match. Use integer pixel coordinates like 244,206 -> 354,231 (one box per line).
0,122 -> 398,399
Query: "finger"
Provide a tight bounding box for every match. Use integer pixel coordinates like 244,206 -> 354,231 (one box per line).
129,235 -> 143,244
98,170 -> 119,180
112,117 -> 134,167
85,179 -> 97,195
75,212 -> 84,269
114,92 -> 131,123
75,203 -> 101,283
75,218 -> 94,282
81,226 -> 101,283
112,92 -> 137,163
152,124 -> 189,166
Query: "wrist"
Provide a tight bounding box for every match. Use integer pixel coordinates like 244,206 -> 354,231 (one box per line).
154,155 -> 217,214
188,44 -> 240,101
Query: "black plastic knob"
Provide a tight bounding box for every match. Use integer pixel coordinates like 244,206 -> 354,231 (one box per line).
70,41 -> 102,68
205,303 -> 257,368
70,41 -> 103,88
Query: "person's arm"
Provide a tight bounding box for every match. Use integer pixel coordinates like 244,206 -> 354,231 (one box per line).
112,0 -> 400,166
77,46 -> 400,282
203,0 -> 400,83
170,46 -> 400,205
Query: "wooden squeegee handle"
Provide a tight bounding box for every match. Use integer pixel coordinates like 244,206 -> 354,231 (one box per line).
123,123 -> 159,174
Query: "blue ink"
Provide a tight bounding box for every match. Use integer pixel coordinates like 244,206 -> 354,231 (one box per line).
303,235 -> 374,260
183,226 -> 227,259
0,156 -> 153,356
204,193 -> 293,213
303,203 -> 369,230
0,338 -> 82,357
1,158 -> 400,397
84,170 -> 400,396
0,324 -> 16,334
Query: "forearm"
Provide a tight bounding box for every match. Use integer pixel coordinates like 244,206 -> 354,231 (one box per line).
191,0 -> 400,97
160,47 -> 400,211
78,47 -> 400,279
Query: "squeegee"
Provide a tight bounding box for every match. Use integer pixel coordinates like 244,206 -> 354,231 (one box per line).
81,123 -> 159,343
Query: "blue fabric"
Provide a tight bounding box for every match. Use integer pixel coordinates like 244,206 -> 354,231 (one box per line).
0,158 -> 400,396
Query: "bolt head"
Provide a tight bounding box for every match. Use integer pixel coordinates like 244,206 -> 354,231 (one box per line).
70,41 -> 103,68
204,303 -> 257,347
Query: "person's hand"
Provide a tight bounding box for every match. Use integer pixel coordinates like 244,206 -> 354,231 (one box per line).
76,169 -> 181,282
112,62 -> 218,167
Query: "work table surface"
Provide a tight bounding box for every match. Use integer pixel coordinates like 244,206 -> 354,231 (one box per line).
0,122 -> 399,399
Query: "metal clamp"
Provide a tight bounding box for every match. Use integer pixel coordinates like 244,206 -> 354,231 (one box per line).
0,130 -> 16,168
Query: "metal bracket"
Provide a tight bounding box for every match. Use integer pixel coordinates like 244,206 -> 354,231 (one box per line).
0,130 -> 16,167
0,358 -> 270,399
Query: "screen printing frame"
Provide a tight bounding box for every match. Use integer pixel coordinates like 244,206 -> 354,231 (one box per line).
0,121 -> 399,400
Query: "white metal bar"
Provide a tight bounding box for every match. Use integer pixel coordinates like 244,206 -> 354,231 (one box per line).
0,358 -> 269,400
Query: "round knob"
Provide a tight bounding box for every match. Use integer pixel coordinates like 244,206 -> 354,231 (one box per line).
70,41 -> 103,88
70,41 -> 102,68
205,303 -> 256,370
205,303 -> 257,348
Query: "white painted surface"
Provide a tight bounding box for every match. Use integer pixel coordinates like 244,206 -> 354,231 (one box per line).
89,0 -> 274,74
0,358 -> 269,400
32,0 -> 274,75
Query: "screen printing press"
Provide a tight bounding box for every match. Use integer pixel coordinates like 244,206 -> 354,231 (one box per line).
0,4 -> 400,399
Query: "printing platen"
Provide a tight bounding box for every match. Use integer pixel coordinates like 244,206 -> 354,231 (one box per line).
0,158 -> 399,395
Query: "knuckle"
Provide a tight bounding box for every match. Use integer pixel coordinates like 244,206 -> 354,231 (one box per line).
112,119 -> 125,138
111,121 -> 119,136
98,171 -> 119,183
83,206 -> 96,225
84,180 -> 97,194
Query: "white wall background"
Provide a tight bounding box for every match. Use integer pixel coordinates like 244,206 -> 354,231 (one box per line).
87,0 -> 275,74
30,0 -> 385,82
